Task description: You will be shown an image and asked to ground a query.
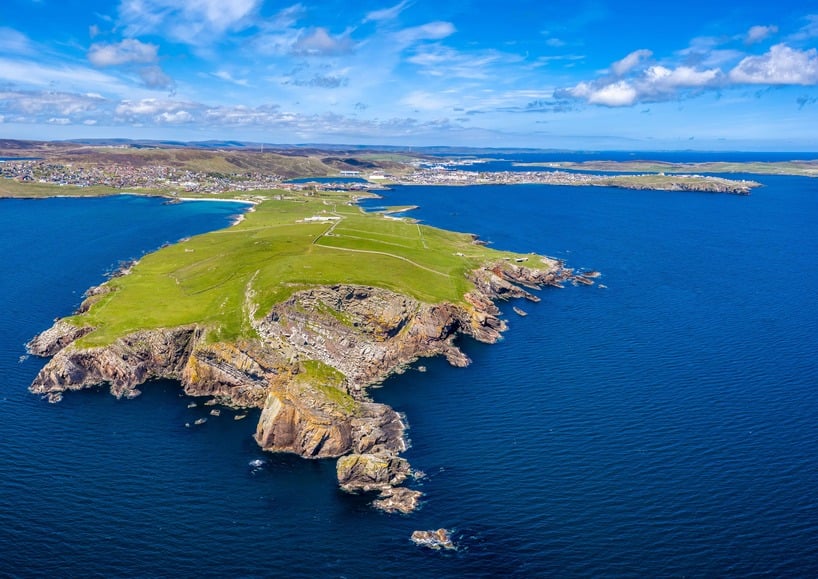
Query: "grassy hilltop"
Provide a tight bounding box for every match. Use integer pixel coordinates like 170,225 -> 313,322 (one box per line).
70,189 -> 529,347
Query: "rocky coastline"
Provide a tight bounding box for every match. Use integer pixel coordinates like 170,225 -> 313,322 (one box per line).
28,259 -> 585,513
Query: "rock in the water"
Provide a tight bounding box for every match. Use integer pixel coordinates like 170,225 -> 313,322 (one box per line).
27,259 -> 577,516
374,487 -> 422,514
336,453 -> 411,491
411,528 -> 456,550
337,452 -> 421,513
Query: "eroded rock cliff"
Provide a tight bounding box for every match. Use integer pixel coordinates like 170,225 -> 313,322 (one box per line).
28,258 -> 578,512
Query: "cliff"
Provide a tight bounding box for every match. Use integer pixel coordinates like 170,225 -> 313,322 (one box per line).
29,259 -> 579,512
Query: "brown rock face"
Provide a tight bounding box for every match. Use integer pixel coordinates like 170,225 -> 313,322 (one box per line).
28,259 -> 575,512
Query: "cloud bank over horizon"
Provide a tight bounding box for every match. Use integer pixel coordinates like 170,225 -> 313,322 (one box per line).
1,0 -> 818,149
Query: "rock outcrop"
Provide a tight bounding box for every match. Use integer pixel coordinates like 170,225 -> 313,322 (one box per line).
28,259 -> 578,512
411,528 -> 457,550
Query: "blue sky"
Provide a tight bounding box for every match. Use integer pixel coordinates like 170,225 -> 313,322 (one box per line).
2,0 -> 818,149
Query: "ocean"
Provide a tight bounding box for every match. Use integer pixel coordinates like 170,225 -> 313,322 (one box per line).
1,158 -> 817,576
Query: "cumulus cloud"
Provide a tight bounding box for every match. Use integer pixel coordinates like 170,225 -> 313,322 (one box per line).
561,41 -> 818,107
0,90 -> 107,118
644,65 -> 722,89
729,44 -> 818,85
157,110 -> 193,123
118,0 -> 261,45
745,25 -> 778,44
115,98 -> 194,118
139,65 -> 175,89
560,63 -> 722,107
291,28 -> 354,56
565,80 -> 638,106
611,49 -> 652,76
88,39 -> 158,67
86,39 -> 173,90
0,88 -> 468,140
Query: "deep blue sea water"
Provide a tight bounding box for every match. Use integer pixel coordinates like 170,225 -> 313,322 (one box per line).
1,164 -> 818,576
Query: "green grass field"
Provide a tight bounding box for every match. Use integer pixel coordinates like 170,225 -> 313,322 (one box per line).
0,179 -> 123,198
69,190 -> 528,347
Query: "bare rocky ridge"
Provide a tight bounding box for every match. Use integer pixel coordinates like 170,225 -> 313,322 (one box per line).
28,258 -> 581,513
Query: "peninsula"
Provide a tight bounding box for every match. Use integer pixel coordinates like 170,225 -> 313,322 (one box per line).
11,140 -> 802,512
24,183 -> 592,513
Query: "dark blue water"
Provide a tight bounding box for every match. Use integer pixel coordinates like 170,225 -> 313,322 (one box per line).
2,171 -> 818,576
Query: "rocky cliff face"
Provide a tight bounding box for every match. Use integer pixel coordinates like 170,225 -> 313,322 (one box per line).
28,258 -> 577,512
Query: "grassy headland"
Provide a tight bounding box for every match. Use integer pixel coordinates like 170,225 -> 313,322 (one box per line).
68,189 -> 529,347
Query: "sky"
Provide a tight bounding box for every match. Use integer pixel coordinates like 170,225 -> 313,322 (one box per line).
2,0 -> 818,150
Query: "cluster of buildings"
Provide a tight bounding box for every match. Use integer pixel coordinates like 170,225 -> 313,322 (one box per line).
394,167 -> 609,186
0,160 -> 286,193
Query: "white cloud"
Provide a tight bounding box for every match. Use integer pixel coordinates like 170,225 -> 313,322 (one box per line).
611,49 -> 652,76
400,90 -> 456,111
729,44 -> 818,85
560,64 -> 721,106
395,21 -> 455,45
644,65 -> 721,89
115,98 -> 193,117
212,70 -> 250,86
364,0 -> 411,23
139,65 -> 174,89
790,14 -> 818,41
291,28 -> 354,56
567,80 -> 638,107
47,117 -> 71,125
118,0 -> 261,45
0,90 -> 106,117
745,25 -> 778,45
0,56 -> 135,95
407,44 -> 521,79
88,39 -> 158,67
157,110 -> 193,123
0,27 -> 34,55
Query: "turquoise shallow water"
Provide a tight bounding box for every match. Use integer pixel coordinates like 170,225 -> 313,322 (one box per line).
1,166 -> 818,576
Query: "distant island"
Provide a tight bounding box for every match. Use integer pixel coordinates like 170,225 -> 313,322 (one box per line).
6,140 -> 813,512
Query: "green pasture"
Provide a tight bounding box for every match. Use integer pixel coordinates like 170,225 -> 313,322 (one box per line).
69,192 -> 526,347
